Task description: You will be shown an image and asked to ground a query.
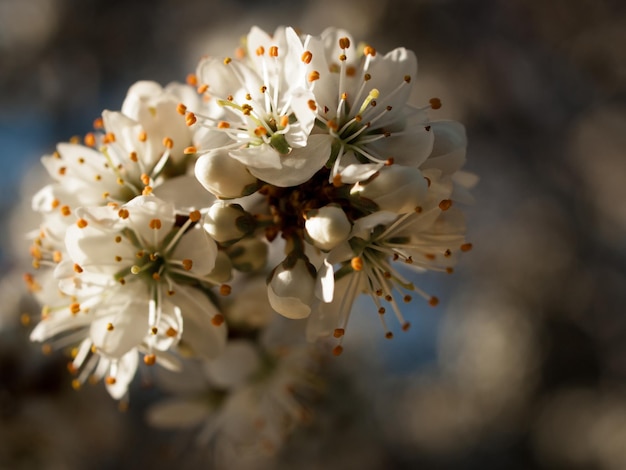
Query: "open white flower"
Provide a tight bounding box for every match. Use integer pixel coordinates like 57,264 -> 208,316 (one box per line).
301,28 -> 436,184
191,26 -> 331,188
307,207 -> 470,352
62,195 -> 227,363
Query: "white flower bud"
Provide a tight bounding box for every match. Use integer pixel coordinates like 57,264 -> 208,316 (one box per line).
351,165 -> 428,213
203,202 -> 254,244
305,205 -> 351,251
267,255 -> 316,319
195,149 -> 258,198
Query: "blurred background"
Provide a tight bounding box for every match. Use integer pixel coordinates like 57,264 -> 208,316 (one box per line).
1,0 -> 626,468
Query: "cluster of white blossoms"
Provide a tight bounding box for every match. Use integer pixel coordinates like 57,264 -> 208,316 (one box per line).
24,25 -> 474,452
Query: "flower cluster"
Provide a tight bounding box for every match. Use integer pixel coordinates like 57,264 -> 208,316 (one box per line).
24,25 -> 474,453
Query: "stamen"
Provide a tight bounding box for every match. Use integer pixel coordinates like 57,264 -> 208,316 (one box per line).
439,199 -> 452,211
301,51 -> 313,64
429,97 -> 442,109
186,73 -> 198,86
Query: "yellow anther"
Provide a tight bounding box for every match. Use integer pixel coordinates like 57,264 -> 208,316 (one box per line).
460,243 -> 473,252
152,272 -> 160,281
333,328 -> 345,338
339,37 -> 350,49
76,218 -> 88,228
105,376 -> 116,385
254,126 -> 267,137
186,73 -> 198,86
104,132 -> 116,143
118,209 -> 129,219
364,46 -> 376,56
142,186 -> 153,195
308,71 -> 320,82
223,57 -> 232,64
163,137 -> 174,149
332,345 -> 343,356
280,115 -> 289,128
301,51 -> 313,64
141,173 -> 150,186
144,354 -> 156,366
429,97 -> 442,109
129,151 -> 138,162
73,263 -> 83,273
220,284 -> 231,296
151,326 -> 158,335
269,46 -> 278,57
211,314 -> 225,326
339,53 -> 347,62
58,166 -> 67,176
71,379 -> 81,390
69,303 -> 80,315
189,210 -> 201,222
182,258 -> 193,270
307,100 -> 317,111
149,218 -> 162,230
218,121 -> 230,129
186,112 -> 197,126
438,199 -> 452,211
138,131 -> 147,142
93,117 -> 104,129
256,46 -> 265,56
184,146 -> 197,154
84,132 -> 96,147
115,256 -> 122,262
404,75 -> 412,83
51,198 -> 60,209
351,256 -> 363,271
166,327 -> 177,337
197,84 -> 208,94
176,103 -> 187,115
106,323 -> 114,331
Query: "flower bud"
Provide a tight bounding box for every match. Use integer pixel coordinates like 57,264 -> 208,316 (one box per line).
351,165 -> 427,213
267,255 -> 317,319
304,205 -> 351,251
203,202 -> 255,244
195,149 -> 258,198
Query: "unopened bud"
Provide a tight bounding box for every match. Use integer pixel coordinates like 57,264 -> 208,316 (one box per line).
203,202 -> 255,244
195,150 -> 258,198
305,205 -> 352,251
